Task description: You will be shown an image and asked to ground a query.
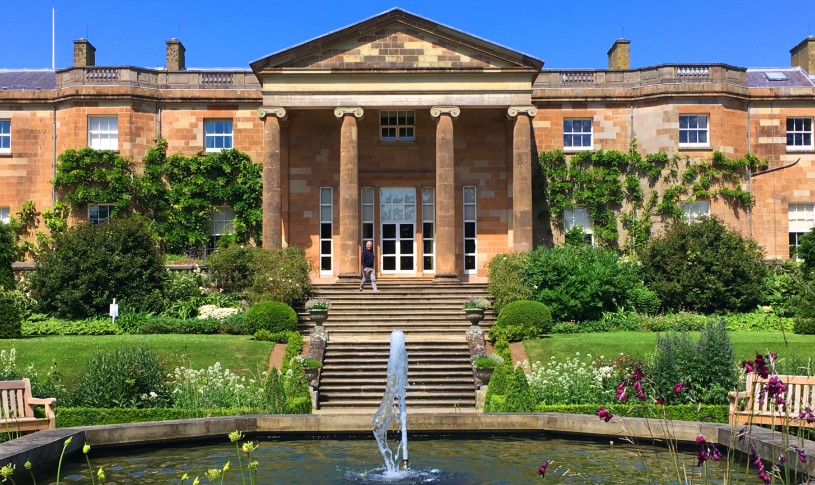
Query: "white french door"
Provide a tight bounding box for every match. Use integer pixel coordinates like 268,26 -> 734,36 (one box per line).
380,187 -> 416,273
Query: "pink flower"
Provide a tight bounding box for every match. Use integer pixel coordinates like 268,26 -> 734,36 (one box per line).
674,382 -> 684,394
538,461 -> 548,477
596,406 -> 613,423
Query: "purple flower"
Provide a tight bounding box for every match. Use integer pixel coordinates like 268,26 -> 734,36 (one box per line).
696,434 -> 706,445
793,445 -> 807,463
615,380 -> 627,401
800,406 -> 815,424
710,444 -> 722,461
655,396 -> 665,405
780,455 -> 788,463
538,461 -> 548,478
596,406 -> 613,423
674,382 -> 685,394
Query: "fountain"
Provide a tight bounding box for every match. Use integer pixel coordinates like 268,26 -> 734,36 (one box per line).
371,330 -> 410,474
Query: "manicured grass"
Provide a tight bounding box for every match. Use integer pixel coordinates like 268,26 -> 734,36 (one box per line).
3,335 -> 274,386
524,331 -> 815,365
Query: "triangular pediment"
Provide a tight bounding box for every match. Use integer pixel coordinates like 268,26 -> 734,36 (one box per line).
251,9 -> 543,73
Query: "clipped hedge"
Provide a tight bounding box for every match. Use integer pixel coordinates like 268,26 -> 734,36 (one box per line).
530,404 -> 728,423
0,291 -> 22,338
246,301 -> 298,335
136,317 -> 219,335
56,407 -> 250,428
22,318 -> 123,336
487,252 -> 534,314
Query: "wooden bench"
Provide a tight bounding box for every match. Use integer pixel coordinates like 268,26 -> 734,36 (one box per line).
729,374 -> 815,427
0,378 -> 56,433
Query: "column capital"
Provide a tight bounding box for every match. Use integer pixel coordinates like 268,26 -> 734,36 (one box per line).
258,107 -> 286,119
506,105 -> 537,119
334,107 -> 364,119
430,106 -> 460,119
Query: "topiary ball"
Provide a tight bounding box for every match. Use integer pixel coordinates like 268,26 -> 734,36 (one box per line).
494,300 -> 552,341
246,301 -> 298,335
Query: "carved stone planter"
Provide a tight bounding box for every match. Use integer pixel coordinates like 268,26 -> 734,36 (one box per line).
303,367 -> 320,384
464,308 -> 485,325
474,367 -> 494,387
309,309 -> 329,326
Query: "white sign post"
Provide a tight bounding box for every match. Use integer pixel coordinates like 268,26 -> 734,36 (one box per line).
109,298 -> 119,325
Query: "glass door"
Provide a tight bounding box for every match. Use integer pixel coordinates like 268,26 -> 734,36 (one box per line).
380,187 -> 416,273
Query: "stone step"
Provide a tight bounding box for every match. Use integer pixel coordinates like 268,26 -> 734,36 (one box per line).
318,399 -> 475,408
319,376 -> 474,384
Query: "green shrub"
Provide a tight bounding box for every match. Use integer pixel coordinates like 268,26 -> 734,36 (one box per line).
593,310 -> 647,332
626,284 -> 661,315
526,245 -> 641,322
115,311 -> 156,334
281,331 -> 305,375
551,321 -> 581,334
487,252 -> 533,314
136,316 -> 219,335
531,404 -> 728,423
250,246 -> 313,305
22,317 -> 123,336
640,312 -> 710,332
164,269 -> 205,303
246,301 -> 298,335
723,311 -> 793,332
492,335 -> 512,363
503,366 -> 536,412
484,364 -> 510,412
0,291 -> 22,338
218,312 -> 248,335
56,407 -> 249,427
283,358 -> 312,414
793,317 -> 815,335
0,222 -> 15,290
492,300 -> 552,341
798,227 -> 815,274
640,217 -> 768,314
648,320 -> 737,405
29,218 -> 166,319
72,347 -> 168,408
206,244 -> 257,294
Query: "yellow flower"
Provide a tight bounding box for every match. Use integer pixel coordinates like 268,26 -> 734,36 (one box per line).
241,441 -> 258,454
228,430 -> 243,442
96,466 -> 105,481
24,461 -> 32,471
181,473 -> 189,481
64,436 -> 73,446
83,443 -> 91,454
1,463 -> 15,479
192,476 -> 200,485
222,461 -> 230,472
248,461 -> 259,471
205,469 -> 221,481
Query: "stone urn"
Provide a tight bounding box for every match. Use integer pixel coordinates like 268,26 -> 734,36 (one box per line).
309,309 -> 329,326
464,308 -> 485,325
303,366 -> 320,384
474,367 -> 494,386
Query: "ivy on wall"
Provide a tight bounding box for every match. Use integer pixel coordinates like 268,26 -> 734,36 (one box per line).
53,140 -> 262,253
539,146 -> 767,250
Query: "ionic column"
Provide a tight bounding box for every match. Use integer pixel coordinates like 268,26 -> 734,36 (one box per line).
335,107 -> 364,279
507,106 -> 537,253
431,106 -> 460,281
258,107 -> 287,250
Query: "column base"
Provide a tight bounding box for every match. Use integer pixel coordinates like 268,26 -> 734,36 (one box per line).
433,273 -> 460,284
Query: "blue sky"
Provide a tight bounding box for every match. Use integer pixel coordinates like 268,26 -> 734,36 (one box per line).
2,1 -> 814,70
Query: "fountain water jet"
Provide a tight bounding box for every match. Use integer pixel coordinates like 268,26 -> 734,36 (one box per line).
372,330 -> 409,473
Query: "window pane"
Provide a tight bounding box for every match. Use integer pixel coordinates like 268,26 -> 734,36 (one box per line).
464,205 -> 476,220
463,187 -> 476,204
320,206 -> 332,221
383,256 -> 396,270
564,119 -> 573,132
465,255 -> 475,270
321,257 -> 332,271
465,239 -> 476,253
321,240 -> 332,254
320,223 -> 332,239
400,240 -> 413,253
362,223 -> 374,240
362,205 -> 373,221
581,120 -> 592,132
320,188 -> 332,204
423,223 -> 434,238
563,135 -> 572,147
383,224 -> 396,239
400,256 -> 413,270
400,223 -> 413,239
383,240 -> 396,254
362,188 -> 374,204
465,222 -> 476,238
423,256 -> 433,270
423,240 -> 434,254
422,188 -> 434,203
698,131 -> 707,144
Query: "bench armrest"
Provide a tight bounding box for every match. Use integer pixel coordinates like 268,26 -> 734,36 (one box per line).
728,390 -> 750,401
28,397 -> 57,419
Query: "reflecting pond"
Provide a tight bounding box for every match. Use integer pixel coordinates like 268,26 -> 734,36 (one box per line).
56,434 -> 760,484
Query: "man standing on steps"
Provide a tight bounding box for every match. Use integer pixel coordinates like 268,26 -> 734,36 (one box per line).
359,240 -> 378,292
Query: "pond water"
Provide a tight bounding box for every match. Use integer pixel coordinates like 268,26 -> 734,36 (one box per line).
55,434 -> 760,484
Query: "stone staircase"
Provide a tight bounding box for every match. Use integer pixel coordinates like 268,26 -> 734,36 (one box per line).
300,280 -> 495,409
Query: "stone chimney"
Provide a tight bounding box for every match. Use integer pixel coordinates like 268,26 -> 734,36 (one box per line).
607,38 -> 631,70
166,38 -> 186,71
73,38 -> 96,67
791,36 -> 815,74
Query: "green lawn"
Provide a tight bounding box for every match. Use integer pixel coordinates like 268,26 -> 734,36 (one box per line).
524,331 -> 815,368
2,335 -> 274,386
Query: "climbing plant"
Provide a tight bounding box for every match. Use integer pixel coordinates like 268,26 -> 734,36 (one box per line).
51,140 -> 262,254
539,146 -> 767,251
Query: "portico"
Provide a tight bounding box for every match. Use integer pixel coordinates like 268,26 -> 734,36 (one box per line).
250,9 -> 543,281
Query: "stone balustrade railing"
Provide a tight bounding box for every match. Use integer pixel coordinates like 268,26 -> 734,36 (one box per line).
57,67 -> 261,89
535,64 -> 747,89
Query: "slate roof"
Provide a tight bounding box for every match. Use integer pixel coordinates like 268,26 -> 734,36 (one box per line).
746,67 -> 815,88
0,70 -> 56,90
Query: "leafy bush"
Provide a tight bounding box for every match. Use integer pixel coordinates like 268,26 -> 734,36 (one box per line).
492,335 -> 511,363
281,331 -> 305,375
472,355 -> 500,369
72,347 -> 168,408
206,244 -> 257,294
640,217 -> 768,314
526,245 -> 641,322
29,218 -> 166,319
491,300 -> 552,341
487,252 -> 533,314
648,320 -> 737,404
528,354 -> 615,405
484,364 -> 510,412
136,316 -> 219,335
531,404 -> 728,423
250,247 -> 313,305
0,222 -> 15,289
551,322 -> 582,334
164,269 -> 205,303
503,367 -> 536,412
246,301 -> 298,335
218,312 -> 248,335
793,318 -> 815,335
626,284 -> 661,315
798,227 -> 815,274
0,290 -> 22,338
723,311 -> 793,332
640,312 -> 710,332
22,317 -> 123,336
56,407 -> 250,427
